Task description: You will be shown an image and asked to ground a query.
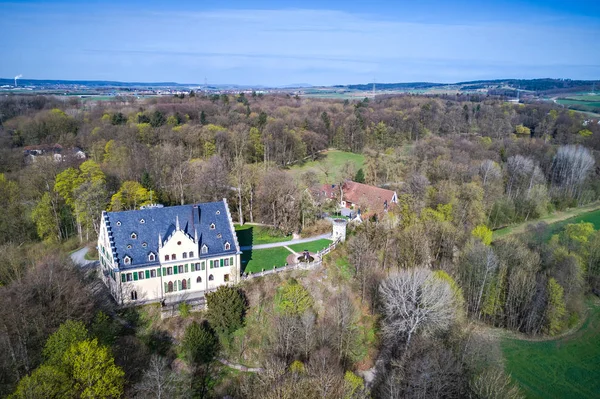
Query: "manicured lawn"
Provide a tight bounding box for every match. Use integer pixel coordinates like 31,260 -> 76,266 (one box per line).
493,204 -> 600,242
234,224 -> 291,247
241,247 -> 292,273
502,298 -> 600,399
288,239 -> 332,254
288,150 -> 365,183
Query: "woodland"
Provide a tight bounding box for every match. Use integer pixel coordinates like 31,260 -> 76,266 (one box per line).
0,91 -> 599,398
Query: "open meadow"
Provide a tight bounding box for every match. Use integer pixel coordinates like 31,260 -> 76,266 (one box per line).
288,149 -> 365,183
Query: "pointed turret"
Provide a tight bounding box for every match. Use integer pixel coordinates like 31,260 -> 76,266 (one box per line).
176,215 -> 180,231
194,228 -> 199,243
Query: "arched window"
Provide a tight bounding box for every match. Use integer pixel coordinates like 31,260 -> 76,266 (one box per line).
167,281 -> 173,292
123,256 -> 131,265
224,242 -> 230,250
148,253 -> 155,261
196,276 -> 202,283
182,252 -> 187,259
131,291 -> 138,300
182,279 -> 187,290
171,254 -> 176,260
209,274 -> 214,281
201,245 -> 208,254
165,254 -> 170,261
189,251 -> 194,258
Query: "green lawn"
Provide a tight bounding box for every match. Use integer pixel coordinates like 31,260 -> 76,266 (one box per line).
502,298 -> 600,399
241,247 -> 292,273
235,224 -> 291,247
537,209 -> 600,242
288,239 -> 332,253
288,150 -> 365,183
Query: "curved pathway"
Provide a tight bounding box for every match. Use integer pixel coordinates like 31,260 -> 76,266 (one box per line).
70,246 -> 98,267
240,233 -> 332,251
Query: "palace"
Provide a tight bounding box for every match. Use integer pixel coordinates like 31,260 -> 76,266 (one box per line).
97,199 -> 241,304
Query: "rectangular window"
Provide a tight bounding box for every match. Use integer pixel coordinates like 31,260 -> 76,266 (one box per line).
194,263 -> 200,271
133,272 -> 138,281
121,274 -> 126,283
167,267 -> 173,275
185,264 -> 188,273
220,258 -> 224,267
224,274 -> 230,282
224,258 -> 229,266
145,270 -> 150,279
138,271 -> 144,280
178,265 -> 183,274
150,269 -> 156,278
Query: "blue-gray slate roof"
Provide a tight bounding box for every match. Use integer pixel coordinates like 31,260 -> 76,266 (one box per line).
103,200 -> 239,270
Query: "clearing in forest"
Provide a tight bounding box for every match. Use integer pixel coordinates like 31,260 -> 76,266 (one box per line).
288,150 -> 365,183
234,224 -> 291,247
492,203 -> 600,241
502,298 -> 600,399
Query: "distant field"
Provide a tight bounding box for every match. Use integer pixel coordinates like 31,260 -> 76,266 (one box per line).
288,150 -> 365,183
564,94 -> 600,102
288,239 -> 332,253
241,247 -> 291,273
502,298 -> 600,399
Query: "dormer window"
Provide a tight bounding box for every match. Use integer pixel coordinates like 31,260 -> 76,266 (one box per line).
127,244 -> 132,249
142,242 -> 147,248
131,233 -> 137,239
149,253 -> 156,261
216,210 -> 220,215
217,233 -> 222,238
224,242 -> 231,250
123,256 -> 131,265
140,218 -> 145,224
116,221 -> 122,226
210,223 -> 215,230
201,244 -> 208,254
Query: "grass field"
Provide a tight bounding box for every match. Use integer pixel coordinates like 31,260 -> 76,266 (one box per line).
234,224 -> 291,247
492,203 -> 600,241
288,238 -> 332,253
502,298 -> 600,399
241,247 -> 291,273
288,150 -> 365,183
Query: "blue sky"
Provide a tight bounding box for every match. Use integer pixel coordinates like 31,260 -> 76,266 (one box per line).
1,0 -> 599,86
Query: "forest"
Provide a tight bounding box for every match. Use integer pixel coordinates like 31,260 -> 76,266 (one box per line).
0,90 -> 599,398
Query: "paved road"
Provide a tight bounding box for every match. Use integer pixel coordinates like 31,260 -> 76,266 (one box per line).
70,246 -> 98,267
240,233 -> 332,251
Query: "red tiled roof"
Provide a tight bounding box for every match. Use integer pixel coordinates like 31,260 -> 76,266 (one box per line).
321,181 -> 397,217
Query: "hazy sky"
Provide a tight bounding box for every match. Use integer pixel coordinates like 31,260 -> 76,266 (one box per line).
1,0 -> 599,86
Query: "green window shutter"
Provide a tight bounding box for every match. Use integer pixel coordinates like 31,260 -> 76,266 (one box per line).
145,270 -> 150,279
202,261 -> 205,270
174,266 -> 178,275
178,280 -> 182,290
164,282 -> 168,292
230,257 -> 234,266
162,267 -> 166,276
188,278 -> 191,289
210,260 -> 213,268
121,274 -> 125,283
158,268 -> 161,277
185,264 -> 188,273
220,259 -> 224,267
133,272 -> 138,281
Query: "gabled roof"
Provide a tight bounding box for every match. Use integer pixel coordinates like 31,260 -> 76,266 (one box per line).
103,200 -> 239,269
321,181 -> 397,216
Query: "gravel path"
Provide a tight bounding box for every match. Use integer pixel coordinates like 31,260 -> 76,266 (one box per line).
70,246 -> 98,267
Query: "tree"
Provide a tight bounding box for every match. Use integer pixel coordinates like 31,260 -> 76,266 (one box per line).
379,268 -> 460,349
135,355 -> 183,399
469,367 -> 524,399
43,320 -> 89,367
544,278 -> 566,335
205,286 -> 247,338
9,365 -> 73,399
110,181 -> 152,211
551,145 -> 595,201
472,225 -> 493,246
62,339 -> 124,399
354,168 -> 365,183
181,321 -> 219,398
274,279 -> 314,316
